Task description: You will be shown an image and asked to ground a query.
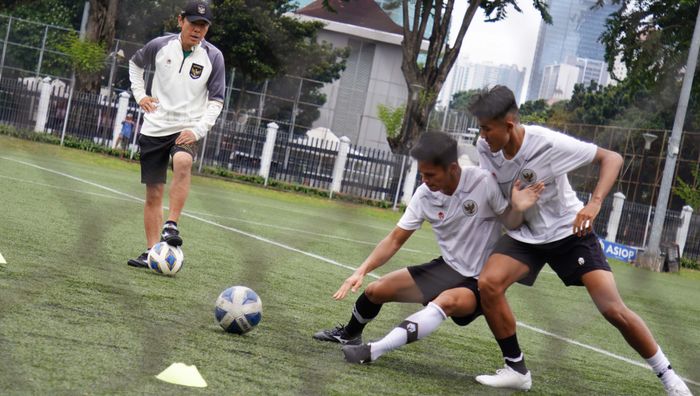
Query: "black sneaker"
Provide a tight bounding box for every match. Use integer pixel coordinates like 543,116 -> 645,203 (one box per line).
312,325 -> 362,345
127,250 -> 149,269
161,222 -> 182,246
342,343 -> 372,364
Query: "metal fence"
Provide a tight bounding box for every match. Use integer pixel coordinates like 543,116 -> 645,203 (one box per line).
2,75 -> 699,260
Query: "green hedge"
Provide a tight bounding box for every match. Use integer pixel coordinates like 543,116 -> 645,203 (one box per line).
0,124 -> 137,159
1,124 -> 405,211
680,256 -> 700,270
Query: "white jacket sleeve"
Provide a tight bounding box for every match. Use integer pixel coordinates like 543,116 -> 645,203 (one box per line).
128,60 -> 147,105
191,100 -> 224,140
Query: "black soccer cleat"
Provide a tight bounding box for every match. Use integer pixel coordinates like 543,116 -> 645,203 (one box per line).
160,222 -> 183,246
312,325 -> 362,345
127,250 -> 149,269
342,343 -> 372,364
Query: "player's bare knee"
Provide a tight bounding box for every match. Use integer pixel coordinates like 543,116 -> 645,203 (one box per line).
478,275 -> 504,300
363,281 -> 385,303
433,295 -> 458,317
600,304 -> 629,328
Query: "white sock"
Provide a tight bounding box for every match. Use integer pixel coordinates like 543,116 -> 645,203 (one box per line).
369,302 -> 447,361
646,347 -> 682,388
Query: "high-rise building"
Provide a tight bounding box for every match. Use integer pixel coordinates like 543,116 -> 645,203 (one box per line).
438,60 -> 526,107
526,0 -> 619,101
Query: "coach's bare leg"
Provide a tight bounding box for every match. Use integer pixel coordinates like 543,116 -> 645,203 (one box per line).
582,270 -> 658,358
167,151 -> 193,223
478,254 -> 531,338
364,268 -> 424,304
144,183 -> 165,247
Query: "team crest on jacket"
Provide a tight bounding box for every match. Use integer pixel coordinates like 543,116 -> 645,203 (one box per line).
462,200 -> 478,216
521,169 -> 537,183
190,63 -> 204,79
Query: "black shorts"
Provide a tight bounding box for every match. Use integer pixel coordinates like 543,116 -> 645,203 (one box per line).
492,232 -> 611,287
138,133 -> 198,184
407,257 -> 482,326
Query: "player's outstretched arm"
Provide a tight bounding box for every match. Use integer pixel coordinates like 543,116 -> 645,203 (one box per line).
333,226 -> 413,300
574,147 -> 623,236
500,179 -> 544,229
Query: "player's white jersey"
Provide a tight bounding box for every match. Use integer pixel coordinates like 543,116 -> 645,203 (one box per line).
477,125 -> 597,244
398,166 -> 508,277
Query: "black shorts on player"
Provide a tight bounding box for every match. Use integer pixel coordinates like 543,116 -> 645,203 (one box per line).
408,257 -> 482,326
492,232 -> 611,287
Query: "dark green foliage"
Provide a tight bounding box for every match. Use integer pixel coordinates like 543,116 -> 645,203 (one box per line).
680,256 -> 700,270
674,166 -> 700,211
449,89 -> 481,113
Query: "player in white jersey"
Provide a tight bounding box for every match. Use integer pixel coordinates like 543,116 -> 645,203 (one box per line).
313,132 -> 544,366
468,86 -> 691,395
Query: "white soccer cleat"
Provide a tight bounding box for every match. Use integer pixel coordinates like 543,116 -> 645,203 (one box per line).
475,365 -> 532,391
666,381 -> 693,396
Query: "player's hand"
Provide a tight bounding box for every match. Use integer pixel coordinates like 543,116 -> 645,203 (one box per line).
333,272 -> 364,300
139,96 -> 159,113
510,179 -> 544,212
175,130 -> 197,145
574,201 -> 600,237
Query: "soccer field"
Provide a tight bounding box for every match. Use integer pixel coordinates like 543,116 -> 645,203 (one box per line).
0,135 -> 698,395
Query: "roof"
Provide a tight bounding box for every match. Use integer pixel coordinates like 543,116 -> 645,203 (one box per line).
296,0 -> 403,35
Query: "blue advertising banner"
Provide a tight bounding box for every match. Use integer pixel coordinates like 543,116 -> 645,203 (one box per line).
598,238 -> 638,263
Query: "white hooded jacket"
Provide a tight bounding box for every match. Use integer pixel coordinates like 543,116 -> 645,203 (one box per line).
129,33 -> 225,140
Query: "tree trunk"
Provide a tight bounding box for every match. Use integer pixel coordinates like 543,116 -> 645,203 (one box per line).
387,0 -> 482,154
78,0 -> 119,92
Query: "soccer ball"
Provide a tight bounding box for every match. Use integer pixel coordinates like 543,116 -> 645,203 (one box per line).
147,242 -> 184,275
215,286 -> 262,334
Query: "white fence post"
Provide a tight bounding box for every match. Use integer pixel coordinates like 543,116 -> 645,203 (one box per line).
401,158 -> 418,206
111,91 -> 131,148
330,136 -> 351,197
606,192 -> 626,242
34,77 -> 52,132
259,122 -> 279,185
676,205 -> 694,256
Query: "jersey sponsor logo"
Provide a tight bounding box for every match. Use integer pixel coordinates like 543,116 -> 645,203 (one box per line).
190,63 -> 204,79
521,168 -> 537,183
462,200 -> 478,216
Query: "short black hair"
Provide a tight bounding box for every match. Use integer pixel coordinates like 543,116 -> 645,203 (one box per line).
468,85 -> 518,120
410,132 -> 458,168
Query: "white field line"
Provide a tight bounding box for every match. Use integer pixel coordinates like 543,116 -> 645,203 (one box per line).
184,209 -> 432,255
0,170 -> 431,255
2,156 -> 697,387
0,251 -> 5,264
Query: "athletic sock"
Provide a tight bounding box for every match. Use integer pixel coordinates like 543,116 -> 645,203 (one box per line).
164,220 -> 177,228
344,292 -> 382,336
646,347 -> 683,389
369,302 -> 447,361
497,333 -> 528,375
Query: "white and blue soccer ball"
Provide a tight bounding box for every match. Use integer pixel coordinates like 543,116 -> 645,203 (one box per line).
215,286 -> 263,334
147,242 -> 184,275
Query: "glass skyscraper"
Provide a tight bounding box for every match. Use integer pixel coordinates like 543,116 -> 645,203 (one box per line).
526,0 -> 620,101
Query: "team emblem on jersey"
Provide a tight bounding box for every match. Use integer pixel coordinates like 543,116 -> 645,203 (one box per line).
438,211 -> 445,221
521,168 -> 537,183
190,63 -> 204,79
462,200 -> 478,216
197,4 -> 206,14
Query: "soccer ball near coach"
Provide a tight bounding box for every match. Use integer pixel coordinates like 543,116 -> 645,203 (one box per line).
215,286 -> 263,334
147,242 -> 184,275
